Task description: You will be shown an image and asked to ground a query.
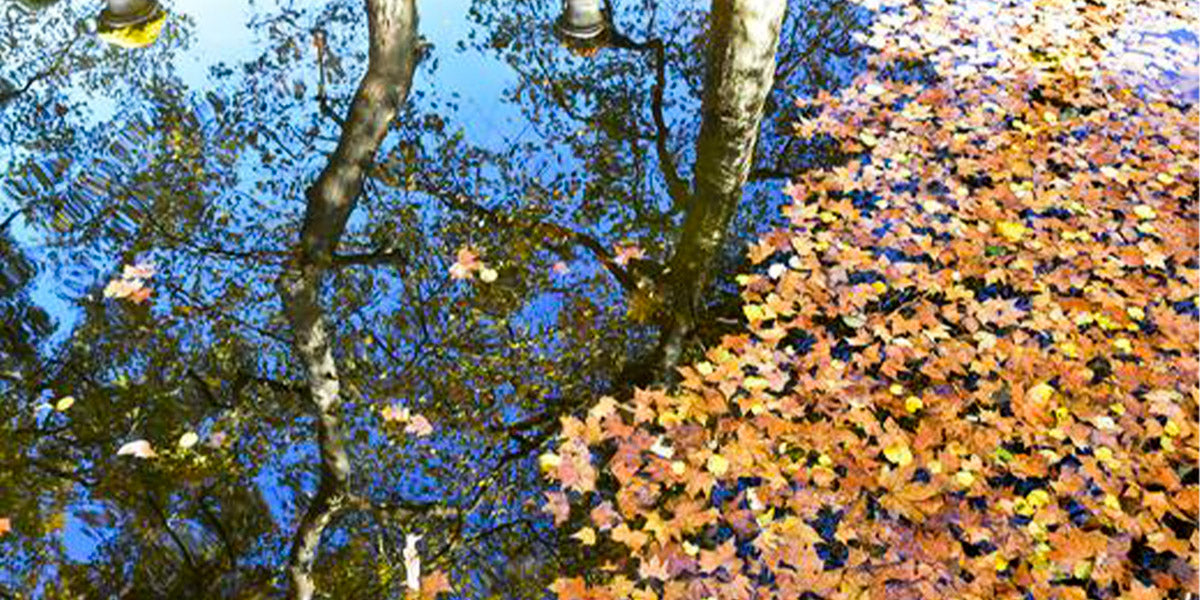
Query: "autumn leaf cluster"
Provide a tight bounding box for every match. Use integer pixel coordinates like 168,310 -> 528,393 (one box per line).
543,0 -> 1198,598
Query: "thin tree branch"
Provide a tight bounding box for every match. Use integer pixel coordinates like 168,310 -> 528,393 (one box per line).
312,28 -> 345,128
197,489 -> 239,570
144,492 -> 201,577
0,29 -> 83,106
331,249 -> 408,268
645,39 -> 689,210
404,175 -> 642,293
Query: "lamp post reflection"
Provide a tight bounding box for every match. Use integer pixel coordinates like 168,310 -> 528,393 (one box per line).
554,0 -> 611,56
96,0 -> 166,49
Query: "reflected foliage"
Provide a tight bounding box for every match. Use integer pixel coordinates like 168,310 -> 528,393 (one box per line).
0,0 -> 874,597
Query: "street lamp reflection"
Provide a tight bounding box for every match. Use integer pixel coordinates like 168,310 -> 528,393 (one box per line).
96,0 -> 166,49
554,0 -> 610,56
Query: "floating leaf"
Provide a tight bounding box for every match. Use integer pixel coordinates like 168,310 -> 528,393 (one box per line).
178,432 -> 199,449
449,247 -> 479,280
571,526 -> 597,546
883,441 -> 913,466
116,439 -> 156,459
706,454 -> 729,477
543,491 -> 570,526
404,414 -> 434,437
995,221 -> 1027,242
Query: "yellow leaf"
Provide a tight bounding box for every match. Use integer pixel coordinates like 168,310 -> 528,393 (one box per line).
178,432 -> 199,449
905,396 -> 923,413
883,441 -> 913,467
955,470 -> 975,487
1132,205 -> 1156,220
995,221 -> 1027,242
54,396 -> 75,411
743,376 -> 769,391
1073,561 -> 1093,580
1103,494 -> 1121,511
1053,406 -> 1070,423
1013,498 -> 1035,516
1026,382 -> 1055,408
706,454 -> 729,477
743,304 -> 766,322
1027,489 -> 1051,508
539,452 -> 561,473
1027,520 -> 1047,540
572,527 -> 597,546
995,554 -> 1010,571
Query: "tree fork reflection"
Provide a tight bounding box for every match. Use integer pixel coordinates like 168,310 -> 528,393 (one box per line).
656,0 -> 786,378
276,1 -> 418,598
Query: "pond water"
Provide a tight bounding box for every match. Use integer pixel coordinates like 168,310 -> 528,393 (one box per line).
0,0 -> 1194,597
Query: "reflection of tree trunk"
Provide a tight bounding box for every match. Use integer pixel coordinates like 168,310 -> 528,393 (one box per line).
658,0 -> 785,376
278,1 -> 418,599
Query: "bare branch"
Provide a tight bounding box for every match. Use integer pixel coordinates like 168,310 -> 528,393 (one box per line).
404,175 -> 643,293
331,249 -> 408,269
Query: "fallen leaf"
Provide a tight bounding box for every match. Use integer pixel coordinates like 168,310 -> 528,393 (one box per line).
995,220 -> 1027,242
449,247 -> 479,279
613,244 -> 645,266
178,432 -> 199,449
572,526 -> 597,545
419,570 -> 452,599
543,490 -> 570,525
884,441 -> 914,466
116,439 -> 156,459
405,415 -> 434,437
706,454 -> 729,477
381,404 -> 410,423
123,262 -> 156,279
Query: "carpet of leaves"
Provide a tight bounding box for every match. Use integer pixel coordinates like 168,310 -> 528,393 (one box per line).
543,0 -> 1198,599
